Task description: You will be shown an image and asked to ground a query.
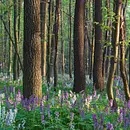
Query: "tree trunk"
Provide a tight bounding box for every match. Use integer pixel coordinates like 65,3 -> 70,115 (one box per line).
69,0 -> 72,79
107,0 -> 122,100
23,0 -> 42,99
93,0 -> 104,91
89,0 -> 94,80
17,0 -> 22,77
8,1 -> 13,76
41,0 -> 47,77
47,0 -> 53,85
13,0 -> 19,80
3,16 -> 8,73
73,0 -> 86,93
54,0 -> 60,90
120,4 -> 130,101
103,0 -> 111,78
60,3 -> 65,76
49,0 -> 55,79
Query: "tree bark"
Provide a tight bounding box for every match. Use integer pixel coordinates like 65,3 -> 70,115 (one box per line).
73,0 -> 86,93
103,0 -> 111,78
69,0 -> 72,79
120,3 -> 130,101
60,2 -> 65,76
8,1 -> 13,76
23,0 -> 42,99
47,0 -> 53,85
41,0 -> 47,77
54,0 -> 60,90
93,0 -> 104,91
13,0 -> 19,80
107,0 -> 122,100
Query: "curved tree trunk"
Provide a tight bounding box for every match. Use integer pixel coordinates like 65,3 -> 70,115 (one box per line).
120,3 -> 130,101
73,0 -> 86,93
107,0 -> 122,100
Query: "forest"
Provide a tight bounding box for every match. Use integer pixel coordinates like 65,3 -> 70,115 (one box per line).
0,0 -> 130,129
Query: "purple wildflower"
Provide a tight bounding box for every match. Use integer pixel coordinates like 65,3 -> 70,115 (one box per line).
92,114 -> 98,129
127,100 -> 130,109
35,97 -> 39,105
118,108 -> 123,123
124,117 -> 129,129
106,122 -> 114,130
26,105 -> 31,111
40,101 -> 44,113
29,95 -> 35,104
6,99 -> 10,109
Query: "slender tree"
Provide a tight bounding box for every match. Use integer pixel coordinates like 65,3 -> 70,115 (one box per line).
49,0 -> 55,79
13,0 -> 19,80
69,0 -> 72,78
54,0 -> 60,90
89,0 -> 94,80
41,0 -> 47,77
60,2 -> 65,76
103,0 -> 111,78
23,0 -> 42,99
73,0 -> 86,93
93,0 -> 104,91
47,0 -> 53,85
8,0 -> 13,76
107,0 -> 122,100
120,2 -> 130,101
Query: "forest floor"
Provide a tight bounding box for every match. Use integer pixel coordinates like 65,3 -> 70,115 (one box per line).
0,74 -> 129,129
